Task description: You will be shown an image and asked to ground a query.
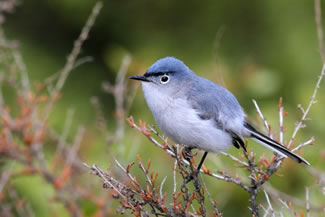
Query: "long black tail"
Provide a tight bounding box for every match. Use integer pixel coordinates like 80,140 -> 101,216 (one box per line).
244,122 -> 310,165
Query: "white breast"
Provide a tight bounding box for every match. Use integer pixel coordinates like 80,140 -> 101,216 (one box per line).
142,82 -> 233,153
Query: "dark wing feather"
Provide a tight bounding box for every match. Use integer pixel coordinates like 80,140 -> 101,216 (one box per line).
231,133 -> 247,151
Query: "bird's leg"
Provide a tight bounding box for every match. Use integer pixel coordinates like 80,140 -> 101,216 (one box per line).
182,151 -> 208,188
196,151 -> 208,175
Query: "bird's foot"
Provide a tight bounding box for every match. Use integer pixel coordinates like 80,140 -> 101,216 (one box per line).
182,147 -> 197,160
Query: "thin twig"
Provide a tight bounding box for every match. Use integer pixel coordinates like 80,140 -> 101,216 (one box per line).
113,55 -> 132,140
291,137 -> 314,153
288,64 -> 325,148
264,183 -> 324,212
36,1 -> 103,143
66,126 -> 85,166
220,151 -> 249,167
160,176 -> 167,199
278,199 -> 297,216
307,167 -> 325,186
200,174 -> 221,216
173,147 -> 178,195
55,108 -> 75,157
261,204 -> 270,217
253,99 -> 272,137
306,187 -> 311,217
315,0 -> 325,61
264,190 -> 275,217
12,46 -> 30,97
114,159 -> 136,183
83,163 -> 131,202
54,2 -> 103,96
137,156 -> 153,187
279,98 -> 284,144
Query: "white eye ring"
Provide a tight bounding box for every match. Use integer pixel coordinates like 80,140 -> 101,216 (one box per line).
160,75 -> 169,84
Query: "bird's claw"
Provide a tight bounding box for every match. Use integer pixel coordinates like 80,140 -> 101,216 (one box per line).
182,147 -> 197,160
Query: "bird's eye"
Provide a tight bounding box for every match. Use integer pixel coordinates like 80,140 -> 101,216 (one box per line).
160,75 -> 169,84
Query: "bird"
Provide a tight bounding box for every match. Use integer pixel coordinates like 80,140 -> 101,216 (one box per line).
129,57 -> 310,172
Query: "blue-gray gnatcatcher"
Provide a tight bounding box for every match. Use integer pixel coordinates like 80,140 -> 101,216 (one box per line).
129,57 -> 309,168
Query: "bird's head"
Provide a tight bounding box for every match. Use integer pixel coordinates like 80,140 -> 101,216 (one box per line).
129,57 -> 194,95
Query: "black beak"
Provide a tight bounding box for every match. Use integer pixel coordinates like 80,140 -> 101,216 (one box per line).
129,75 -> 149,82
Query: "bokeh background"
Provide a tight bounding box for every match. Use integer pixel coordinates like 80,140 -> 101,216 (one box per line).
2,0 -> 325,216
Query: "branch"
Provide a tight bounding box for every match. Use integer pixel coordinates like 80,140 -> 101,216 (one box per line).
127,116 -> 250,192
36,1 -> 103,143
253,99 -> 272,137
288,64 -> 325,148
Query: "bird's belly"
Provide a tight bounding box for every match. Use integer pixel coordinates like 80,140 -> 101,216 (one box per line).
151,99 -> 232,153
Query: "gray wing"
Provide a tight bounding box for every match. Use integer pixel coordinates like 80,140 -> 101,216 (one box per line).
186,76 -> 246,150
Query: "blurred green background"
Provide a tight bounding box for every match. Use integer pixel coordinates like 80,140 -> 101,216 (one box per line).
3,0 -> 325,216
